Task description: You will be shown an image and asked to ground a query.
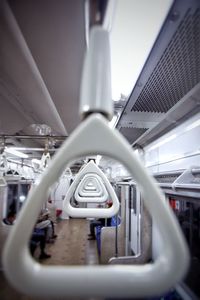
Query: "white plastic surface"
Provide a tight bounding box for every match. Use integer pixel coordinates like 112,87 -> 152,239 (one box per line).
80,26 -> 113,120
81,180 -> 99,191
0,153 -> 8,173
3,113 -> 190,299
78,175 -> 103,194
0,176 -> 7,187
64,161 -> 116,214
40,152 -> 51,170
74,173 -> 109,203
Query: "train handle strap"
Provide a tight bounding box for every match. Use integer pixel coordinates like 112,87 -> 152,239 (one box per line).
74,173 -> 109,202
78,175 -> 102,193
75,173 -> 107,197
3,113 -> 189,299
74,174 -> 109,203
0,175 -> 7,186
79,175 -> 100,192
82,177 -> 99,189
64,161 -> 117,215
0,152 -> 8,173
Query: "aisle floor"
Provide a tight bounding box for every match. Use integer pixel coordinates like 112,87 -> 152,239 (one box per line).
0,218 -> 100,300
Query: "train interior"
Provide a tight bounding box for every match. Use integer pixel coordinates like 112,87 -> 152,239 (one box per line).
0,0 -> 200,299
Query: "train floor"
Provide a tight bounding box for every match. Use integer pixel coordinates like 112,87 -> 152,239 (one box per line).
2,219 -> 198,300
0,218 -> 100,300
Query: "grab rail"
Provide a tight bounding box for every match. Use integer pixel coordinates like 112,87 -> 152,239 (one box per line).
3,26 -> 189,299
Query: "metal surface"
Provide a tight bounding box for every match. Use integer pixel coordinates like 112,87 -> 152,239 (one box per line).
117,0 -> 200,146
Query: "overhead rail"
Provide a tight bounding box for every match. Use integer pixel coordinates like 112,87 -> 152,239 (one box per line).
3,26 -> 189,299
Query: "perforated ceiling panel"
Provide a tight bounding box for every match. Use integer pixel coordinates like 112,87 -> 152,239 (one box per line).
119,127 -> 148,144
131,7 -> 200,113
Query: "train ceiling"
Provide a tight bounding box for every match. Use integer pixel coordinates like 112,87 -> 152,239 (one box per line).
0,0 -> 200,173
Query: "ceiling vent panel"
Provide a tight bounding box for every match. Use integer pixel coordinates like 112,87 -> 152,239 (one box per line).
119,127 -> 148,144
131,7 -> 200,113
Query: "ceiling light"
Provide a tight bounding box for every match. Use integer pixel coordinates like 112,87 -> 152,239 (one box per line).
19,195 -> 26,202
109,114 -> 119,128
5,147 -> 28,158
185,119 -> 200,132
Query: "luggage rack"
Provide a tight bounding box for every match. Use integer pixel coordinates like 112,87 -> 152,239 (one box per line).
154,168 -> 200,199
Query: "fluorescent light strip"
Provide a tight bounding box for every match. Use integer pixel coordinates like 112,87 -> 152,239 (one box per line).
185,119 -> 200,132
148,134 -> 177,151
109,114 -> 119,128
5,147 -> 28,158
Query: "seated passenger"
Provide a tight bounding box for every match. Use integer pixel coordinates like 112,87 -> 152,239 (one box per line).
3,211 -> 16,225
30,229 -> 51,260
88,201 -> 112,240
47,199 -> 57,224
36,210 -> 57,242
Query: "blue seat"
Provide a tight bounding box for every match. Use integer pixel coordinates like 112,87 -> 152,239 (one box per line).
95,225 -> 102,256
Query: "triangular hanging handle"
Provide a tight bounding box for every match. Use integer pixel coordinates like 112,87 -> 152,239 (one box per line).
77,174 -> 105,195
64,161 -> 116,213
83,177 -> 98,190
79,175 -> 104,193
74,173 -> 109,203
3,114 -> 189,299
80,176 -> 100,192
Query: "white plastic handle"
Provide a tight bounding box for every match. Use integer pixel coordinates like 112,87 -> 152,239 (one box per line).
76,174 -> 105,195
74,173 -> 109,203
64,161 -> 117,216
0,175 -> 7,187
83,178 -> 97,189
78,175 -> 103,194
0,153 -> 8,173
40,152 -> 51,170
3,114 -> 190,299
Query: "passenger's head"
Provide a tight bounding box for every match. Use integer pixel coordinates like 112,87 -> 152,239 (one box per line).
7,211 -> 16,224
106,200 -> 113,208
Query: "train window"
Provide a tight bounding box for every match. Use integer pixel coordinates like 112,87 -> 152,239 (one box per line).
6,184 -> 18,216
19,184 -> 30,210
4,183 -> 31,221
168,196 -> 200,296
